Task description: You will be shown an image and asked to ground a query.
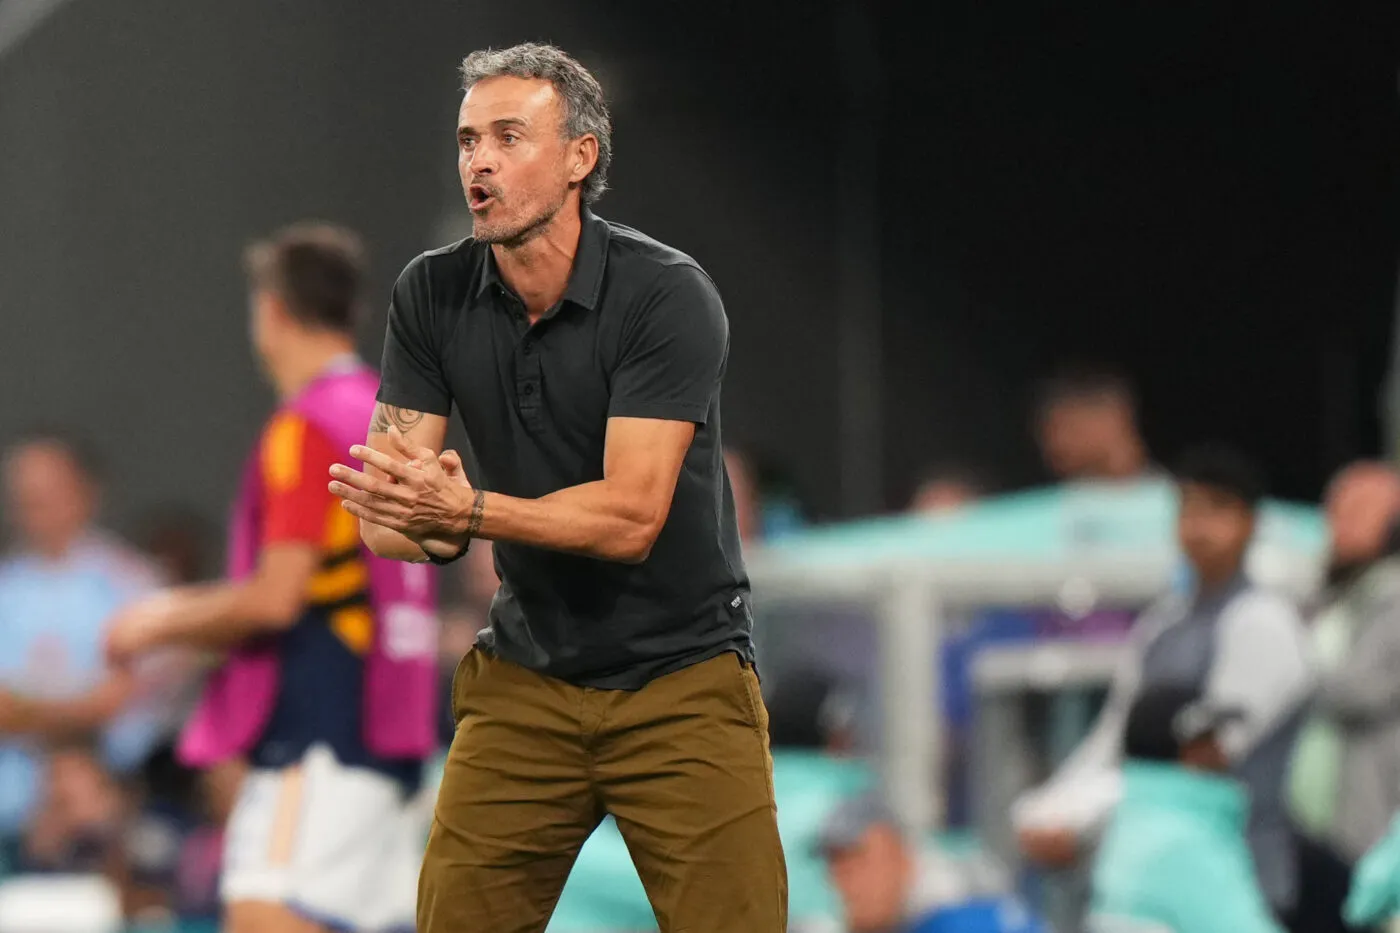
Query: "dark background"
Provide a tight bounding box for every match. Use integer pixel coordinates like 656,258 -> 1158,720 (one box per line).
2,0 -> 1398,531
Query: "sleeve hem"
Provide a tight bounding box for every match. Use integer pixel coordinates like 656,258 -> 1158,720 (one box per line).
374,385 -> 453,418
607,400 -> 710,424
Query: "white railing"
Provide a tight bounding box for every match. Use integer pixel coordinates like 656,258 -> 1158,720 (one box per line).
746,544 -> 1321,837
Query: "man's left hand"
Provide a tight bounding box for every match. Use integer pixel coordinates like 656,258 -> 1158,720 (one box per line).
330,429 -> 476,543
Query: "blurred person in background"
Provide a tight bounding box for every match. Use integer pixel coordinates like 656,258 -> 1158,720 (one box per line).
21,739 -> 125,876
726,445 -> 762,545
1034,366 -> 1155,484
105,223 -> 439,933
1287,462 -> 1400,933
1015,445 -> 1313,925
908,464 -> 984,515
1088,683 -> 1283,933
819,794 -> 1044,933
0,431 -> 164,867
725,443 -> 808,542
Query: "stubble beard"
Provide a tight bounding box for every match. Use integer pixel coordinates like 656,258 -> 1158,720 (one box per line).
471,189 -> 570,249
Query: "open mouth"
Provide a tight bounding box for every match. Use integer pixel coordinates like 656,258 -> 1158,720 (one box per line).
468,185 -> 496,211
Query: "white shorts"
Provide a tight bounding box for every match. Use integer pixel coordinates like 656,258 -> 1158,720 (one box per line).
221,744 -> 429,932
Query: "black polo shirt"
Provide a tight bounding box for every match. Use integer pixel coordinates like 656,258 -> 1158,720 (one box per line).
376,210 -> 753,689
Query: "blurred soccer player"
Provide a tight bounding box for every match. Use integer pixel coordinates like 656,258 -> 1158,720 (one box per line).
328,42 -> 787,933
107,224 -> 438,933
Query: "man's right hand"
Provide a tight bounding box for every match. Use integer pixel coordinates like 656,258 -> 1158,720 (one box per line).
1018,826 -> 1079,868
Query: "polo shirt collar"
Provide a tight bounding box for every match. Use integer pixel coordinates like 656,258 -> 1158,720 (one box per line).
474,207 -> 611,312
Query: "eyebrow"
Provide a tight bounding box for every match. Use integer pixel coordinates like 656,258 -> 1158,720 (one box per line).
458,117 -> 529,137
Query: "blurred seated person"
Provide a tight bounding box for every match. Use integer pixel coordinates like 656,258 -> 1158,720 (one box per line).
0,431 -> 167,852
1287,462 -> 1400,932
112,749 -> 241,926
1033,365 -> 1156,485
21,739 -> 125,875
820,794 -> 1044,933
1015,445 -> 1313,923
1088,683 -> 1283,933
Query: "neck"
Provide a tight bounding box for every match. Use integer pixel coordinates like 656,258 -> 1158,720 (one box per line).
271,336 -> 356,401
1102,438 -> 1147,479
1196,562 -> 1242,596
34,530 -> 84,562
492,199 -> 583,321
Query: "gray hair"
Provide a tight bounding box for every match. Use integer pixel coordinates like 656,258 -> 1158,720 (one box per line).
460,43 -> 613,205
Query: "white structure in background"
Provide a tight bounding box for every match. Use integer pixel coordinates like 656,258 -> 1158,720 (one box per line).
745,480 -> 1326,837
0,875 -> 121,933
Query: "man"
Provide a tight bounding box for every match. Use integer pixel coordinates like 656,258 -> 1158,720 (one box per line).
1033,366 -> 1154,483
106,224 -> 438,933
1088,684 -> 1283,933
1015,445 -> 1313,923
819,793 -> 1044,933
1288,462 -> 1400,932
327,43 -> 787,933
0,432 -> 164,855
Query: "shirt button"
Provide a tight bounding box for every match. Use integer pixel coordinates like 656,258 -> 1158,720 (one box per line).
523,384 -> 535,396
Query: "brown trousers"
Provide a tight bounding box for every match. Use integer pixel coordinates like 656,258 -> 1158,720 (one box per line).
419,648 -> 789,933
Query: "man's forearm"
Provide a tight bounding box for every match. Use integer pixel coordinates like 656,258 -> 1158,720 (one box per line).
471,482 -> 661,564
151,582 -> 295,650
360,520 -> 429,563
9,675 -> 131,738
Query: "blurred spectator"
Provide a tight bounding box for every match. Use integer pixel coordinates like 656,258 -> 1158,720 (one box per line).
1015,445 -> 1313,923
21,740 -> 124,875
1033,366 -> 1155,484
908,464 -> 984,515
1287,462 -> 1400,932
819,794 -> 1043,933
0,431 -> 164,851
725,444 -> 807,542
766,666 -> 860,755
1088,683 -> 1283,933
726,446 -> 761,545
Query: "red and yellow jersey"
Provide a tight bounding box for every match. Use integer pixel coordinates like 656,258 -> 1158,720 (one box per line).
256,410 -> 372,655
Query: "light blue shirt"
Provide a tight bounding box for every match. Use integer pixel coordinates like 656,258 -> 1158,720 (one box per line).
0,533 -> 159,836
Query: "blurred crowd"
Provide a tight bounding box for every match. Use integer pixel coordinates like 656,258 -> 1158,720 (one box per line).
6,362 -> 1400,933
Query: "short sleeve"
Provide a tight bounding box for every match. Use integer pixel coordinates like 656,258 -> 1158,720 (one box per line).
377,255 -> 453,417
260,412 -> 340,547
607,264 -> 728,425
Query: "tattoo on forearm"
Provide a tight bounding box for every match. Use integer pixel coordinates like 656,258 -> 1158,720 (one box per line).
466,489 -> 486,536
369,403 -> 425,434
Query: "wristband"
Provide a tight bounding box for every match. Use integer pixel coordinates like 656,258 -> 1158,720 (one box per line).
424,539 -> 471,566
